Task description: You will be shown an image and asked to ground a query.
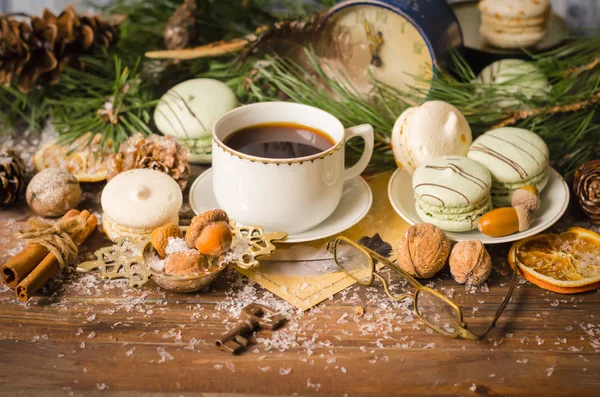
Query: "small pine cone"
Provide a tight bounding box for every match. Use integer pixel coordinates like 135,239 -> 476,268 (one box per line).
107,133 -> 190,191
0,147 -> 26,206
164,0 -> 198,50
573,160 -> 600,224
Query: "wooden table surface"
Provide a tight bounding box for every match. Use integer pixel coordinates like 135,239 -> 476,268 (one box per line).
1,156 -> 600,396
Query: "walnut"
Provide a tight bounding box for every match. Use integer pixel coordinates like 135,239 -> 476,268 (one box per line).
397,223 -> 450,279
151,223 -> 183,257
26,168 -> 82,217
449,240 -> 492,285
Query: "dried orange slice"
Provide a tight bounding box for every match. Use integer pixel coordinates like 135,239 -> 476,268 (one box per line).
34,134 -> 109,182
508,227 -> 600,293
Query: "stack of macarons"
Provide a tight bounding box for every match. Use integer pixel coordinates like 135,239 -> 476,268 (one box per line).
478,0 -> 551,49
467,127 -> 549,207
413,156 -> 493,232
412,127 -> 550,233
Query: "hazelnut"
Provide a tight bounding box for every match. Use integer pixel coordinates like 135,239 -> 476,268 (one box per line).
186,209 -> 229,249
398,223 -> 450,279
449,240 -> 492,285
151,223 -> 183,257
511,185 -> 540,212
195,221 -> 233,256
164,250 -> 208,276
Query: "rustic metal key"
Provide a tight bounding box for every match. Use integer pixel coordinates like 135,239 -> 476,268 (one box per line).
216,303 -> 286,354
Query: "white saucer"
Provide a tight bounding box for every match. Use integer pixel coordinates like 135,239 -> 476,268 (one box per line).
388,167 -> 570,244
189,169 -> 373,243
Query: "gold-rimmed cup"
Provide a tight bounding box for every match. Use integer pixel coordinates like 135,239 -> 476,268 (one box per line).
212,102 -> 374,234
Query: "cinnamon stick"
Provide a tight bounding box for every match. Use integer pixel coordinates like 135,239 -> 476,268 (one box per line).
0,210 -> 81,289
14,210 -> 98,302
1,244 -> 49,289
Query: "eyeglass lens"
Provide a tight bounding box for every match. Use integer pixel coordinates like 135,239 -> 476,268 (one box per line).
334,239 -> 372,283
415,289 -> 462,337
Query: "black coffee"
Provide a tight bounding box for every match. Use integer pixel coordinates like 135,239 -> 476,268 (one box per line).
224,122 -> 335,159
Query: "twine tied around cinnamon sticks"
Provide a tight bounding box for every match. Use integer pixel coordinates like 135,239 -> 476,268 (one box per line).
0,209 -> 97,301
14,215 -> 88,271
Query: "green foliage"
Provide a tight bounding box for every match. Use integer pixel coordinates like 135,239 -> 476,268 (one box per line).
1,0 -> 599,179
246,37 -> 600,178
46,54 -> 157,151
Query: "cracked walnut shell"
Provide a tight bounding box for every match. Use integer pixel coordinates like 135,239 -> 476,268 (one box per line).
398,223 -> 450,279
449,240 -> 492,286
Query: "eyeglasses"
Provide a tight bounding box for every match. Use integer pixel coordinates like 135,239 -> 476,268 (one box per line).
327,236 -> 518,340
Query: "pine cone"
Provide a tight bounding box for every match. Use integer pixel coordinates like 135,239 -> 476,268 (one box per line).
164,0 -> 198,50
0,146 -> 26,206
0,5 -> 120,93
574,160 -> 600,224
107,133 -> 190,191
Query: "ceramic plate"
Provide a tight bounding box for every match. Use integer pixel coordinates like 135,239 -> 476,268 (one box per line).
189,169 -> 373,243
388,167 -> 570,244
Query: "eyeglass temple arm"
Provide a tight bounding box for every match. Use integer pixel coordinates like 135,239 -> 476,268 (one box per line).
466,266 -> 520,340
366,248 -> 423,289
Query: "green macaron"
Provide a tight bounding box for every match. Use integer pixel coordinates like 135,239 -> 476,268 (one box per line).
467,127 -> 549,207
413,156 -> 493,232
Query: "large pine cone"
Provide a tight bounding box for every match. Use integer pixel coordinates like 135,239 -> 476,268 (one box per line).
0,146 -> 26,206
573,160 -> 600,224
0,5 -> 120,93
107,134 -> 190,191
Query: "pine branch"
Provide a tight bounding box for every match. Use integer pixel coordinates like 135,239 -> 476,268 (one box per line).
45,54 -> 157,151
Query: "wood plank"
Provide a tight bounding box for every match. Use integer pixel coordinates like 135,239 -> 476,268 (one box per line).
1,149 -> 600,396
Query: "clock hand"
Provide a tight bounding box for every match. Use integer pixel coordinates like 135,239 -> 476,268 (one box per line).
364,20 -> 383,67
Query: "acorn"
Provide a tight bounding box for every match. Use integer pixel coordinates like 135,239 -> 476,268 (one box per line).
185,209 -> 229,249
151,223 -> 183,257
164,250 -> 208,276
194,221 -> 232,256
511,185 -> 540,212
478,205 -> 532,237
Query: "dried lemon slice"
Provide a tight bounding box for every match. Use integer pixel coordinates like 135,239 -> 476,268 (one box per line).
34,134 -> 109,182
508,227 -> 600,293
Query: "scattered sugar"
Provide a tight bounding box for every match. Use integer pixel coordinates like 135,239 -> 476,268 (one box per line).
165,237 -> 190,256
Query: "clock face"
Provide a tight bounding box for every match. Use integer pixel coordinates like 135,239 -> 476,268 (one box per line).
317,4 -> 434,97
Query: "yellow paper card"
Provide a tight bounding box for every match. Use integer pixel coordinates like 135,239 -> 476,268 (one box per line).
234,171 -> 409,310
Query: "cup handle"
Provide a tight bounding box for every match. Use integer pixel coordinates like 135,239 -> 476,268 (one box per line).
343,124 -> 374,181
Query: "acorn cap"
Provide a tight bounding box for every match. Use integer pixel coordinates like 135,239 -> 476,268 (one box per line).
573,160 -> 600,224
511,186 -> 540,212
515,205 -> 533,232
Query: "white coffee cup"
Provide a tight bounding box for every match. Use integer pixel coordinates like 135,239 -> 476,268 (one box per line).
212,102 -> 374,234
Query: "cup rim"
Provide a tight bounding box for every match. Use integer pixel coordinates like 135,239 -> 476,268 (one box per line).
212,102 -> 344,164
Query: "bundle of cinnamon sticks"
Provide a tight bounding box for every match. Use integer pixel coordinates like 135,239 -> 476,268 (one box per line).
0,209 -> 97,301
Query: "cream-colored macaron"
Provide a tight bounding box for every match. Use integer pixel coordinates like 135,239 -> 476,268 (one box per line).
478,0 -> 551,49
101,169 -> 183,242
391,101 -> 472,174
